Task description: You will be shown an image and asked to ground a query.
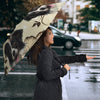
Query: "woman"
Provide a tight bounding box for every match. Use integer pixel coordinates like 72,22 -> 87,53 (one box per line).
27,27 -> 95,100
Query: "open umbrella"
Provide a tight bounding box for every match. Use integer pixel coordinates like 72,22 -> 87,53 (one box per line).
3,2 -> 64,76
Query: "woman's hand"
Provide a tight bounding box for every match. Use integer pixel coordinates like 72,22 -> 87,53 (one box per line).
86,55 -> 96,60
63,64 -> 70,71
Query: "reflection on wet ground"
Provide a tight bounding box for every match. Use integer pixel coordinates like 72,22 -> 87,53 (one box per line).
81,40 -> 100,50
0,75 -> 36,100
59,40 -> 100,100
52,48 -> 76,56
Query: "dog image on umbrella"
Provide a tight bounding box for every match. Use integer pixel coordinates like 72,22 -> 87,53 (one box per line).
3,2 -> 64,76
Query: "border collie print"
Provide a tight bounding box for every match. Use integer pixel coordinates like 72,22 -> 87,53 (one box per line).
3,3 -> 63,75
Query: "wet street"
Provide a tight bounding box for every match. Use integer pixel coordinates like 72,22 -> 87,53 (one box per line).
61,40 -> 100,100
0,40 -> 100,100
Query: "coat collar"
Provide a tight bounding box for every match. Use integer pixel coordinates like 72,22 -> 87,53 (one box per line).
43,45 -> 49,49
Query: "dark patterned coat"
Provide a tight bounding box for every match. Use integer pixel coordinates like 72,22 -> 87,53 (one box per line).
33,46 -> 87,100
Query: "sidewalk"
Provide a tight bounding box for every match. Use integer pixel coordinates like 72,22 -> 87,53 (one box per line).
62,31 -> 100,40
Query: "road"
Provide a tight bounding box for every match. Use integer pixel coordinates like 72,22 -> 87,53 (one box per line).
61,40 -> 100,100
64,30 -> 100,40
0,38 -> 100,100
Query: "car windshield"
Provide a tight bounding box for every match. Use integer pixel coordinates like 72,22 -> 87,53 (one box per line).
50,26 -> 61,36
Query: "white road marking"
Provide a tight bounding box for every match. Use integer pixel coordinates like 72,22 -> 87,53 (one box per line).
0,72 -> 36,75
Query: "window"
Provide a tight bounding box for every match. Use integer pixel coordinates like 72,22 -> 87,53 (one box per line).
67,5 -> 69,8
76,15 -> 79,19
76,5 -> 80,11
85,5 -> 89,8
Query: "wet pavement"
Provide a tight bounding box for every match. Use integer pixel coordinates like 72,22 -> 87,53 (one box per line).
63,30 -> 100,40
0,39 -> 100,100
63,40 -> 100,100
0,75 -> 36,100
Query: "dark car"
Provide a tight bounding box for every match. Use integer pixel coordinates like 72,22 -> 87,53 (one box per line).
50,26 -> 81,49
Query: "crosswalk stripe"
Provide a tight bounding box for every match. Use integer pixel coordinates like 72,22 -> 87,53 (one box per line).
0,72 -> 36,75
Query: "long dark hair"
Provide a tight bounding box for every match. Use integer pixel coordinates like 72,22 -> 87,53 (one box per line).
27,27 -> 51,65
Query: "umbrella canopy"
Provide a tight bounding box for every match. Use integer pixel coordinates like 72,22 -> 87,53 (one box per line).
3,2 -> 64,76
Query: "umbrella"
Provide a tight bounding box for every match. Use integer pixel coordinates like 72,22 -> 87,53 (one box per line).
3,2 -> 64,76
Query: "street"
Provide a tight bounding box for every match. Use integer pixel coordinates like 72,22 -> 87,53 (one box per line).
61,40 -> 100,100
0,33 -> 100,100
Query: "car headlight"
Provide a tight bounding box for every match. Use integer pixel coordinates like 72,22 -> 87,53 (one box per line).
74,36 -> 81,41
7,33 -> 11,36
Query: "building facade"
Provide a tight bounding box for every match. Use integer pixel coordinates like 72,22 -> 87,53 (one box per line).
62,0 -> 91,24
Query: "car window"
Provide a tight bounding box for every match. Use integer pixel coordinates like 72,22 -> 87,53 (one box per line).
51,28 -> 57,33
51,28 -> 61,36
53,33 -> 59,36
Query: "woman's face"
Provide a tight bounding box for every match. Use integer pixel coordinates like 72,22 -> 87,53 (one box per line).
44,29 -> 54,46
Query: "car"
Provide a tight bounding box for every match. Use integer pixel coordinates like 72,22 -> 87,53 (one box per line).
0,26 -> 81,50
50,25 -> 81,49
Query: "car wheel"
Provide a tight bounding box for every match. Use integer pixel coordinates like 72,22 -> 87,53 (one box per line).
64,40 -> 73,49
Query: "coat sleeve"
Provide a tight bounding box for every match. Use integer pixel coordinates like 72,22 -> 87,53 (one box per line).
58,54 -> 87,64
38,49 -> 67,81
52,49 -> 87,64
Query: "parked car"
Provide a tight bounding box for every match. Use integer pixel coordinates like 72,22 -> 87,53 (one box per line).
50,25 -> 81,49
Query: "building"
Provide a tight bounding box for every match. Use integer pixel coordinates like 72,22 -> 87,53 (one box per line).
44,0 -> 67,29
61,0 -> 91,24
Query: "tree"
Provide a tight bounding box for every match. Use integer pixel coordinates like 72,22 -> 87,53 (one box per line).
0,0 -> 27,28
79,0 -> 100,30
90,0 -> 100,17
23,0 -> 45,12
0,0 -> 45,28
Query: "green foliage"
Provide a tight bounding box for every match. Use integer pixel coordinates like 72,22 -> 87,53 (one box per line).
79,0 -> 100,29
80,7 -> 100,20
90,0 -> 100,10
